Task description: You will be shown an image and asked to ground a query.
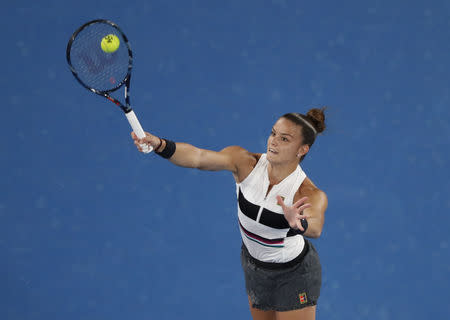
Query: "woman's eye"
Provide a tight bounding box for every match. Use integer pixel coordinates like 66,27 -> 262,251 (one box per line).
281,137 -> 288,142
271,131 -> 275,136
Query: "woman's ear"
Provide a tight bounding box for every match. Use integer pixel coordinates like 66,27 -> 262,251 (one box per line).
297,144 -> 309,158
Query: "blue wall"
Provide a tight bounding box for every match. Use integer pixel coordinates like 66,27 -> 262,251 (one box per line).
1,1 -> 449,319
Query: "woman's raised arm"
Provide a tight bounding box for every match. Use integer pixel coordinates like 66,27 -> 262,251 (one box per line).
131,132 -> 254,175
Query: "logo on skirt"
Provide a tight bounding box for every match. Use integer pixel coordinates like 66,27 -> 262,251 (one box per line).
299,292 -> 307,304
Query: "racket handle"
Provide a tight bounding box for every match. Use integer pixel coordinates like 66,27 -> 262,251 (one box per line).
125,110 -> 153,153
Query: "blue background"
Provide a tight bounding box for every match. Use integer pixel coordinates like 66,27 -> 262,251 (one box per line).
1,1 -> 449,319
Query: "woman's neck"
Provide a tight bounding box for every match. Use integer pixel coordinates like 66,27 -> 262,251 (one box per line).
267,161 -> 298,185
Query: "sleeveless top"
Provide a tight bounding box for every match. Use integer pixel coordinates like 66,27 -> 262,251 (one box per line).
236,154 -> 307,263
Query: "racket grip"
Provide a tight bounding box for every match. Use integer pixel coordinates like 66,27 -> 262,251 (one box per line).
125,110 -> 153,153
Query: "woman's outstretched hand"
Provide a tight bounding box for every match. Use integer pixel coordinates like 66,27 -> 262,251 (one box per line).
131,132 -> 161,153
276,196 -> 311,231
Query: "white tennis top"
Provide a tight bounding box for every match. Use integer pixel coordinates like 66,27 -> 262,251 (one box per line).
236,154 -> 307,263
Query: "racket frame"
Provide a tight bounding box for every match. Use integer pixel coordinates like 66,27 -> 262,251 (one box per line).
66,19 -> 151,152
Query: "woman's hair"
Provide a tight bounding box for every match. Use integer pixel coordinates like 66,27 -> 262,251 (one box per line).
281,107 -> 326,162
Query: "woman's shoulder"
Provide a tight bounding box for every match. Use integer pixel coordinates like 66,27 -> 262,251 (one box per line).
221,145 -> 261,164
252,152 -> 263,162
297,177 -> 327,202
223,146 -> 262,183
239,150 -> 262,169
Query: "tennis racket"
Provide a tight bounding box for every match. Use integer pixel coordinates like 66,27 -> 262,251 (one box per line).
66,19 -> 151,153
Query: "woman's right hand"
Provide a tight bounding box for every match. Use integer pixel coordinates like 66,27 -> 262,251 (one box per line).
131,131 -> 161,153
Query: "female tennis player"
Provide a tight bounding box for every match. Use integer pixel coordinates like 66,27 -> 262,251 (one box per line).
131,108 -> 328,320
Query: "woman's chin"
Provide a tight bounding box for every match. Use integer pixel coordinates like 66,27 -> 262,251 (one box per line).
266,151 -> 278,162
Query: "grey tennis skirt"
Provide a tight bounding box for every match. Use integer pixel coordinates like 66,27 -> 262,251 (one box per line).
241,239 -> 322,312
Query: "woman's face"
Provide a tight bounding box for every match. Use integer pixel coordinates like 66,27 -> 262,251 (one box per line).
266,117 -> 307,164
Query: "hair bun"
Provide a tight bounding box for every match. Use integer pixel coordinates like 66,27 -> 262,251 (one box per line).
306,107 -> 326,133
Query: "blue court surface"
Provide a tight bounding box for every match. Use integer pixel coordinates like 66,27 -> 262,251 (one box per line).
1,1 -> 449,319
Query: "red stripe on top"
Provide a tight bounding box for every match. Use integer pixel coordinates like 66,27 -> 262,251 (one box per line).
239,220 -> 284,245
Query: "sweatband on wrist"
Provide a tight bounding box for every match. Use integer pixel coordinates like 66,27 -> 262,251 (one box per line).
298,218 -> 309,234
288,218 -> 308,235
155,139 -> 176,159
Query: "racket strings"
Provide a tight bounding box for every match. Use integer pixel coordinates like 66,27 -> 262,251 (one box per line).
69,22 -> 130,92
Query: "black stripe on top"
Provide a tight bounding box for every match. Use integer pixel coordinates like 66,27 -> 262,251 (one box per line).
259,208 -> 290,229
238,188 -> 291,230
238,188 -> 260,220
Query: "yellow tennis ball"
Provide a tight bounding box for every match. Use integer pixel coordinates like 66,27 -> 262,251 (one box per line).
101,34 -> 120,53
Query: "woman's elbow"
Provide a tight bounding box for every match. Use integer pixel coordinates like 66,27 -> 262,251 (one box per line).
309,231 -> 322,239
306,227 -> 322,239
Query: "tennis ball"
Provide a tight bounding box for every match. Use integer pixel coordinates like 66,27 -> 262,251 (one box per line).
101,34 -> 120,53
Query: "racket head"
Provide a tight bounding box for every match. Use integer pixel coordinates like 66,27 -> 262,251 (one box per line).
66,19 -> 132,94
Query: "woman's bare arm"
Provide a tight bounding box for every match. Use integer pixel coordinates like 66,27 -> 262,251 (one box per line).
297,181 -> 328,239
277,179 -> 328,239
131,132 -> 257,180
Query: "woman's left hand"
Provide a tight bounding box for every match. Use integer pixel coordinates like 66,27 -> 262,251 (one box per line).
276,196 -> 311,231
